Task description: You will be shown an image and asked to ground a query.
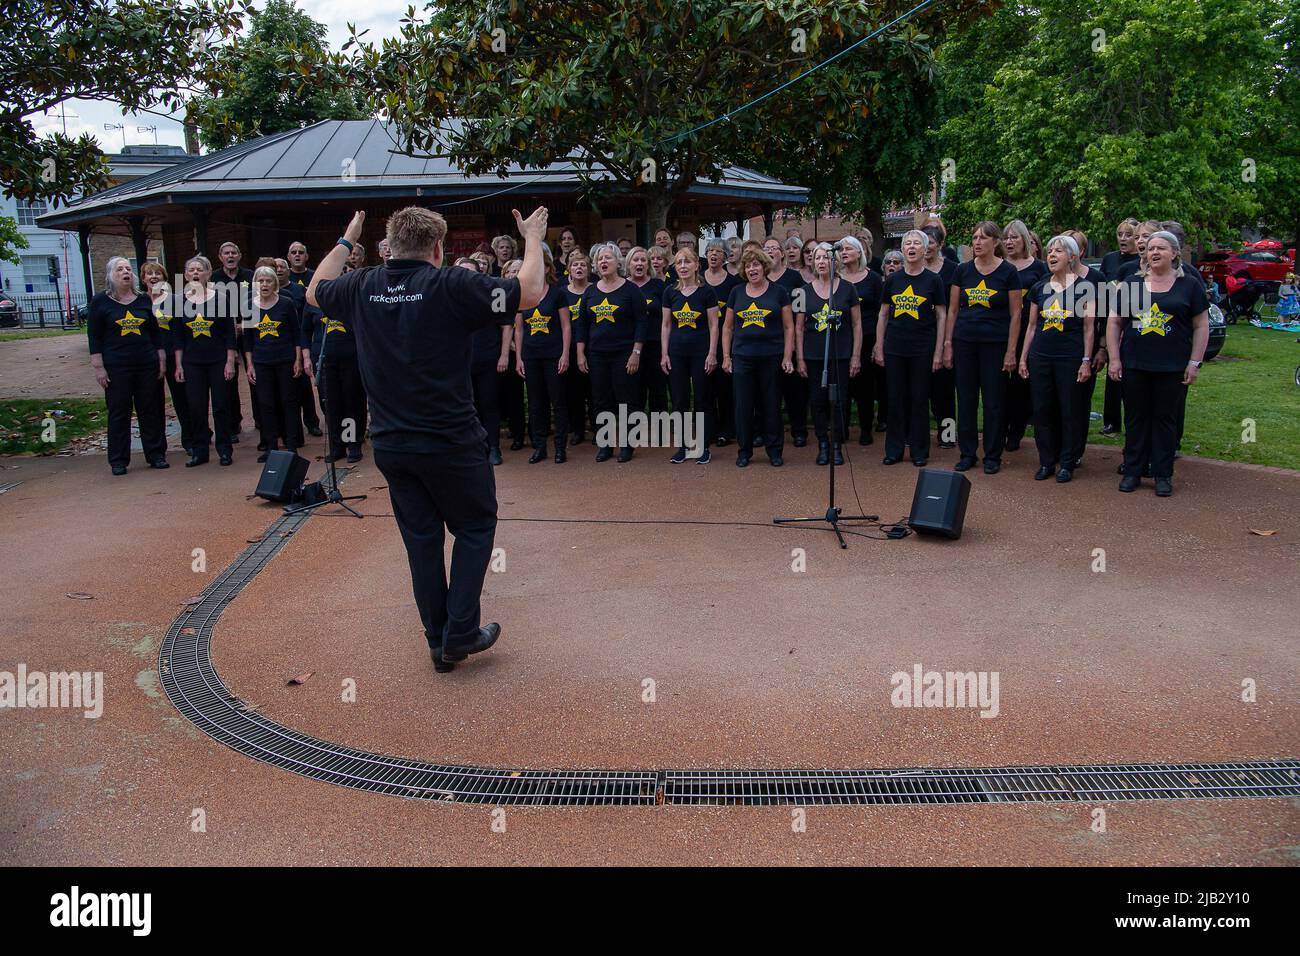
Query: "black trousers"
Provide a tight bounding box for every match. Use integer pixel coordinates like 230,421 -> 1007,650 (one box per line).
1122,368 -> 1184,479
103,362 -> 165,468
639,343 -> 669,414
733,354 -> 783,457
471,363 -> 503,450
849,339 -> 881,436
1072,367 -> 1098,463
375,444 -> 497,650
228,337 -> 254,432
563,360 -> 592,437
1103,376 -> 1123,431
322,355 -> 367,451
296,372 -> 320,431
954,339 -> 1008,463
1029,358 -> 1084,469
780,367 -> 808,440
1005,370 -> 1033,444
667,351 -> 713,449
183,359 -> 233,457
713,344 -> 735,439
886,353 -> 931,461
498,363 -> 526,441
254,361 -> 304,450
929,365 -> 956,439
524,357 -> 569,450
807,358 -> 850,443
588,352 -> 639,451
164,349 -> 194,451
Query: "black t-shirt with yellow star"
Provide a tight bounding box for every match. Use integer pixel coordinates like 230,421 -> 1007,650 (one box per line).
243,296 -> 301,365
563,283 -> 586,357
289,268 -> 315,289
174,294 -> 237,364
300,304 -> 357,364
518,283 -> 569,362
1027,277 -> 1086,361
799,279 -> 860,360
576,279 -> 649,355
663,285 -> 714,358
727,280 -> 790,358
1119,274 -> 1208,372
951,259 -> 1023,344
881,268 -> 946,358
632,277 -> 666,349
87,292 -> 161,368
852,272 -> 884,342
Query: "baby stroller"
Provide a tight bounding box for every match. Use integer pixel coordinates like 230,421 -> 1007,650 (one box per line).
1219,274 -> 1269,323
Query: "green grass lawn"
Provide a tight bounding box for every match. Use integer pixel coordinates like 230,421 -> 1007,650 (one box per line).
0,328 -> 83,340
0,398 -> 104,455
1085,324 -> 1300,470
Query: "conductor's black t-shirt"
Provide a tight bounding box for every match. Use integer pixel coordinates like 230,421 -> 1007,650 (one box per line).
314,259 -> 521,451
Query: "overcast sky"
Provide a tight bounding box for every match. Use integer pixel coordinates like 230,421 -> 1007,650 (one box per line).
31,1 -> 414,151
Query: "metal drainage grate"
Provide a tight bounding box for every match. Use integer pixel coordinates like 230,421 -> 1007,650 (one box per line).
159,482 -> 1300,807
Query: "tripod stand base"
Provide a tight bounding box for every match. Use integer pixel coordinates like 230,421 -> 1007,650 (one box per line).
774,508 -> 879,548
282,490 -> 368,518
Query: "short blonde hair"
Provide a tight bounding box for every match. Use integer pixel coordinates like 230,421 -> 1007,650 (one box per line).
386,207 -> 448,260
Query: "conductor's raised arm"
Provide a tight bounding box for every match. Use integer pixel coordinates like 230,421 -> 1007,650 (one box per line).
512,206 -> 549,311
307,211 -> 365,308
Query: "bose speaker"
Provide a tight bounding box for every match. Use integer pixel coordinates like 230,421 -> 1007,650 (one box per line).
908,468 -> 971,539
255,450 -> 310,503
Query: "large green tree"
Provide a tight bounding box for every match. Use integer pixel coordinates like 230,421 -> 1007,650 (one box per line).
1,0 -> 248,202
346,0 -> 993,234
189,0 -> 365,150
936,0 -> 1271,246
1247,2 -> 1300,244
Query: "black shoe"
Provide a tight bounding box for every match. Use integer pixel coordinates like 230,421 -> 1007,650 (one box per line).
1005,438 -> 1021,451
185,454 -> 208,468
218,452 -> 232,466
554,447 -> 566,464
489,446 -> 503,466
1100,424 -> 1119,436
938,440 -> 956,449
1034,465 -> 1054,481
256,452 -> 269,463
736,454 -> 750,468
1056,468 -> 1073,483
442,623 -> 501,663
816,441 -> 830,466
256,441 -> 267,452
346,446 -> 362,463
430,644 -> 454,673
983,460 -> 1001,475
528,448 -> 546,464
954,457 -> 976,472
111,464 -> 128,476
792,434 -> 807,448
696,449 -> 711,465
510,438 -> 525,451
769,454 -> 783,467
715,436 -> 731,447
308,425 -> 323,437
231,435 -> 241,444
617,447 -> 633,463
595,447 -> 613,462
1154,477 -> 1173,497
148,458 -> 169,469
670,447 -> 687,464
833,444 -> 844,466
1118,475 -> 1141,493
914,457 -> 930,467
883,456 -> 900,465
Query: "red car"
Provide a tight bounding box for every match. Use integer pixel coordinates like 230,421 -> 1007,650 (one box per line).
1198,241 -> 1297,287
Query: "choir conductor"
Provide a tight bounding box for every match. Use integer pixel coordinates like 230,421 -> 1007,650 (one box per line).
309,205 -> 548,673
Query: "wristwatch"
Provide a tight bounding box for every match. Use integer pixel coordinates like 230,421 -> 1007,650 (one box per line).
336,238 -> 354,252
632,347 -> 642,355
1188,360 -> 1202,368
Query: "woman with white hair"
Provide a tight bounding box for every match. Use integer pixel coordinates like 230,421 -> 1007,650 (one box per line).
1107,230 -> 1209,497
874,230 -> 947,466
87,256 -> 167,475
575,242 -> 648,462
839,235 -> 884,445
173,255 -> 238,467
1018,235 -> 1093,482
243,265 -> 303,461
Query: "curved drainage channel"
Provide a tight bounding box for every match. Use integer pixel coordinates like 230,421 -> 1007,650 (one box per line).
160,490 -> 1300,807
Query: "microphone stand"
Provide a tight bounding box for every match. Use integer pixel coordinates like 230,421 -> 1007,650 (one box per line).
774,244 -> 876,548
283,305 -> 366,518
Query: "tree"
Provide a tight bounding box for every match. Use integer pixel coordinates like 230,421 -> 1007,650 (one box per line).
1247,2 -> 1300,244
1,0 -> 248,203
936,0 -> 1272,247
0,216 -> 29,265
346,0 -> 994,234
189,0 -> 366,150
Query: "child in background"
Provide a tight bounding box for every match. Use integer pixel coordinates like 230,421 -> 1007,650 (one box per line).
1276,272 -> 1299,320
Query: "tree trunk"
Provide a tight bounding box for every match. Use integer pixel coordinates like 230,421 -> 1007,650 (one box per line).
184,120 -> 201,156
642,188 -> 672,246
860,202 -> 887,261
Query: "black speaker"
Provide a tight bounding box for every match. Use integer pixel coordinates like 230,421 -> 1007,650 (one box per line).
255,450 -> 309,503
908,467 -> 971,539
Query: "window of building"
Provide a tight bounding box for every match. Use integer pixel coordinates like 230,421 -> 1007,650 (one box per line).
21,255 -> 56,294
16,199 -> 49,227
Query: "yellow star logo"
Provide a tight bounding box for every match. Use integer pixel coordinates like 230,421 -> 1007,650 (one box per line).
525,308 -> 551,335
672,303 -> 701,329
186,314 -> 214,338
323,316 -> 346,334
737,301 -> 771,328
153,306 -> 170,331
589,297 -> 618,324
295,277 -> 306,286
569,300 -> 582,322
116,309 -> 146,336
964,279 -> 998,308
1137,303 -> 1172,336
257,313 -> 281,338
811,302 -> 841,333
1040,301 -> 1071,333
891,285 -> 926,320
